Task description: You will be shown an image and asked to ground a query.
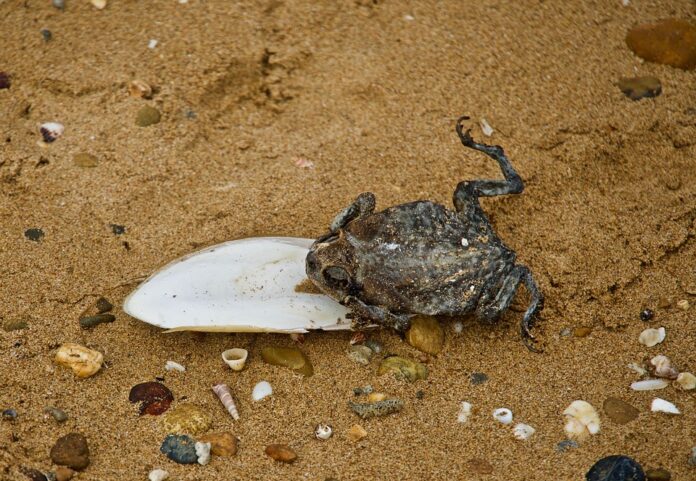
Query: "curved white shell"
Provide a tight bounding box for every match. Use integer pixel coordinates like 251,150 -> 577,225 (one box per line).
123,237 -> 351,333
221,349 -> 248,371
252,381 -> 273,401
651,398 -> 680,414
638,327 -> 666,347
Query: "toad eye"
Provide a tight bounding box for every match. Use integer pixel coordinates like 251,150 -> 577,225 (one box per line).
323,266 -> 351,288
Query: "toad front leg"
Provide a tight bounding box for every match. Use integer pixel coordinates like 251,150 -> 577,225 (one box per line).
329,192 -> 376,233
343,295 -> 412,332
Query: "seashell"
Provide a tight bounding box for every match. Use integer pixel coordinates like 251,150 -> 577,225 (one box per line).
650,398 -> 680,415
40,122 -> 64,143
161,403 -> 212,435
314,423 -> 333,440
457,401 -> 472,424
349,399 -> 404,419
252,381 -> 273,401
563,400 -> 600,440
630,378 -> 669,391
493,408 -> 513,425
91,0 -> 107,9
261,347 -> 313,376
194,441 -> 211,465
129,381 -> 174,415
165,361 -> 185,372
377,356 -> 428,382
221,349 -> 248,371
212,383 -> 239,420
367,392 -> 387,403
513,423 -> 535,440
123,237 -> 352,334
675,372 -> 696,390
347,424 -> 367,442
627,362 -> 647,376
148,469 -> 169,481
638,327 -> 666,347
479,118 -> 494,136
54,343 -> 103,378
129,79 -> 152,98
650,355 -> 679,379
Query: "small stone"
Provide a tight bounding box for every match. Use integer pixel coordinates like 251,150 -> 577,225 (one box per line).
129,79 -> 152,99
148,39 -> 158,49
19,467 -> 47,481
90,0 -> 107,9
406,315 -> 445,354
346,424 -> 367,442
45,406 -> 68,423
54,343 -> 103,378
73,153 -> 98,168
657,297 -> 671,309
618,77 -> 662,101
160,434 -> 198,464
675,372 -> 696,390
676,299 -> 690,311
110,224 -> 126,235
52,0 -> 64,10
353,385 -> 373,396
415,390 -> 424,399
349,399 -> 404,419
79,313 -> 115,328
457,401 -> 472,423
198,432 -> 237,457
3,320 -> 28,331
560,327 -> 573,337
2,408 -> 17,420
40,122 -> 64,143
128,381 -> 174,415
95,297 -> 113,313
467,458 -> 493,474
573,326 -> 592,337
261,347 -> 313,376
135,105 -> 161,127
265,444 -> 297,463
470,372 -> 488,385
195,441 -> 211,465
347,345 -> 373,365
40,29 -> 52,42
645,468 -> 671,481
0,72 -> 10,89
54,467 -> 74,481
161,403 -> 212,435
556,439 -> 579,452
586,455 -> 645,481
626,19 -> 696,70
252,380 -> 273,401
603,397 -> 639,424
513,423 -> 535,440
688,447 -> 696,466
638,327 -> 666,347
367,392 -> 387,403
25,228 -> 44,242
639,308 -> 655,321
148,469 -> 168,481
50,433 -> 90,470
378,356 -> 427,382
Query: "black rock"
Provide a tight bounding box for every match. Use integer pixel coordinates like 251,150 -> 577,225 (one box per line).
0,72 -> 10,90
2,408 -> 18,420
586,455 -> 645,481
79,314 -> 116,328
470,372 -> 488,385
24,228 -> 44,242
40,29 -> 52,41
110,224 -> 126,235
20,467 -> 47,481
160,434 -> 198,464
639,309 -> 654,322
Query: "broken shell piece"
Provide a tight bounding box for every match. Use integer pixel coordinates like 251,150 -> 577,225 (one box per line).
40,122 -> 64,143
91,0 -> 107,9
457,401 -> 472,424
54,343 -> 103,378
212,384 -> 239,420
221,349 -> 248,371
314,423 -> 333,440
639,327 -> 666,347
252,381 -> 272,401
627,362 -> 647,376
630,379 -> 669,391
129,79 -> 152,99
651,398 -> 680,415
148,469 -> 169,481
195,441 -> 211,465
479,118 -> 494,136
347,424 -> 367,442
165,361 -> 185,372
650,355 -> 679,379
675,372 -> 696,390
493,408 -> 513,425
676,299 -> 689,311
513,423 -> 535,440
563,400 -> 600,440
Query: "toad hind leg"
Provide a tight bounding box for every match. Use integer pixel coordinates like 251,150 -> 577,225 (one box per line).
343,296 -> 412,333
476,265 -> 544,352
329,192 -> 376,233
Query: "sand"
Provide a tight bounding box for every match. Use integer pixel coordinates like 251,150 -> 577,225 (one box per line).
1,0 -> 695,479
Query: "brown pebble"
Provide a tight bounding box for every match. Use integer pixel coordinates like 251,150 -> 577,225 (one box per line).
657,297 -> 671,309
626,18 -> 696,70
0,72 -> 10,89
73,153 -> 98,168
406,315 -> 445,355
54,466 -> 75,481
573,326 -> 592,337
467,458 -> 494,475
50,433 -> 90,470
135,105 -> 161,127
265,444 -> 297,463
128,79 -> 152,99
618,76 -> 661,101
603,397 -> 639,424
346,424 -> 367,442
95,297 -> 113,313
198,432 -> 237,457
646,467 -> 671,481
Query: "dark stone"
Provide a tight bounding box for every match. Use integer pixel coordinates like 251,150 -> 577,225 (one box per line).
79,314 -> 116,328
556,439 -> 579,452
604,397 -> 639,424
586,455 -> 645,481
0,72 -> 10,89
160,434 -> 198,464
40,29 -> 52,41
129,381 -> 174,415
109,224 -> 126,235
640,309 -> 655,322
50,433 -> 90,470
3,320 -> 28,331
24,228 -> 44,242
20,467 -> 47,481
645,468 -> 671,481
470,372 -> 488,385
415,390 -> 425,399
95,297 -> 113,313
2,408 -> 18,420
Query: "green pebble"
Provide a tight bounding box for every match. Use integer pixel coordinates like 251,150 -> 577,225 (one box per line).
3,320 -> 28,332
261,347 -> 313,376
135,105 -> 161,127
73,153 -> 98,167
79,314 -> 115,328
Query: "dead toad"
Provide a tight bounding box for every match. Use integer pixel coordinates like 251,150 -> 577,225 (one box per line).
306,116 -> 544,351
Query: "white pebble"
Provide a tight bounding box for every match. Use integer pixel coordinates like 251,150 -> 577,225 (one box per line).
40,122 -> 64,143
630,378 -> 669,391
461,238 -> 469,247
148,39 -> 159,49
195,441 -> 211,465
639,327 -> 665,347
457,401 -> 472,423
479,118 -> 494,137
563,400 -> 600,440
164,360 -> 185,372
252,380 -> 273,401
677,299 -> 690,311
453,321 -> 464,334
621,0 -> 630,6
513,423 -> 535,440
493,408 -> 513,425
675,372 -> 696,390
651,398 -> 680,415
178,0 -> 188,3
148,469 -> 169,481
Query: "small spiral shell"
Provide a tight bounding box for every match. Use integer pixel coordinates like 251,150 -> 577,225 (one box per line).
212,383 -> 240,420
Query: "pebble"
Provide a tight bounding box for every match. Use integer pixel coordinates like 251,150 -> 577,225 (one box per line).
513,423 -> 535,440
164,361 -> 185,372
148,469 -> 169,481
650,398 -> 680,414
195,441 -> 211,465
95,297 -> 113,313
261,347 -> 313,376
346,424 -> 367,442
0,72 -> 10,89
198,432 -> 237,456
586,455 -> 645,481
349,399 -> 404,419
470,372 -> 488,385
631,379 -> 669,391
639,327 -> 666,347
135,105 -> 161,127
453,321 -> 464,334
129,79 -> 153,99
40,29 -> 52,42
406,315 -> 445,354
52,0 -> 64,10
618,77 -> 662,101
40,122 -> 64,143
603,397 -> 639,424
676,299 -> 690,311
675,372 -> 696,390
377,356 -> 428,382
347,345 -> 373,365
265,444 -> 297,463
160,434 -> 198,464
563,400 -> 600,440
50,433 -> 90,470
479,118 -> 494,137
79,313 -> 115,328
493,408 -> 513,425
128,381 -> 174,415
353,385 -> 373,396
639,308 -> 655,321
2,408 -> 17,420
626,19 -> 696,70
252,381 -> 273,401
161,403 -> 212,435
314,423 -> 333,440
3,319 -> 28,331
73,153 -> 98,168
688,446 -> 696,466
54,467 -> 74,481
54,343 -> 103,378
110,224 -> 126,235
645,468 -> 671,481
457,401 -> 472,423
25,228 -> 44,242
367,392 -> 387,403
148,39 -> 159,49
573,326 -> 592,337
556,439 -> 579,452
90,0 -> 107,9
467,458 -> 493,474
45,406 -> 68,423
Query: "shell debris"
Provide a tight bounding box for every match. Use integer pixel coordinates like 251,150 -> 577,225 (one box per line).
212,383 -> 240,420
563,400 -> 600,440
40,122 -> 64,143
493,408 -> 513,425
638,327 -> 666,347
195,441 -> 211,465
630,379 -> 669,391
148,469 -> 169,481
649,355 -> 678,379
314,423 -> 333,440
513,423 -> 535,440
479,118 -> 494,136
165,361 -> 185,372
221,348 -> 248,371
650,398 -> 680,415
675,372 -> 696,390
457,401 -> 472,424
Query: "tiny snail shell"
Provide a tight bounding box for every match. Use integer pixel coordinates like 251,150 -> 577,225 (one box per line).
212,383 -> 240,420
314,423 -> 333,440
221,348 -> 248,371
493,408 -> 513,425
40,122 -> 64,143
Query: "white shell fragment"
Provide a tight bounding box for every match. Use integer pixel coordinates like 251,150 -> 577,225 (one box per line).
627,362 -> 647,376
123,238 -> 350,333
457,401 -> 472,424
479,118 -> 494,136
493,408 -> 513,425
252,381 -> 273,401
148,469 -> 169,481
314,423 -> 333,440
165,361 -> 185,372
651,398 -> 680,415
221,348 -> 248,371
195,441 -> 211,465
675,372 -> 696,390
639,327 -> 666,347
40,122 -> 64,143
650,355 -> 679,379
513,423 -> 535,440
148,39 -> 158,49
630,379 -> 669,391
563,400 -> 600,440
